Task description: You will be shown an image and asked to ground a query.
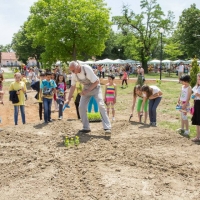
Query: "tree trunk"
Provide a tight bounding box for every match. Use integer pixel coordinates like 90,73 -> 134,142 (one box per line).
141,52 -> 148,73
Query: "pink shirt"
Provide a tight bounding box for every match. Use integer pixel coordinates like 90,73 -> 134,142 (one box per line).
123,71 -> 128,80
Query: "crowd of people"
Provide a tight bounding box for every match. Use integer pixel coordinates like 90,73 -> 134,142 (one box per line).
0,62 -> 200,141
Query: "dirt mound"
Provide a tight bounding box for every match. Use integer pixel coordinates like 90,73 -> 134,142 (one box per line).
1,119 -> 200,200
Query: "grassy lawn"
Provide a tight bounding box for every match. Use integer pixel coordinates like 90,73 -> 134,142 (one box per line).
110,80 -> 196,139
3,72 -> 15,79
129,72 -> 178,79
3,78 -> 196,138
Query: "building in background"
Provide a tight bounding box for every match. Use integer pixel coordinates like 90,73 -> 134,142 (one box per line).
0,52 -> 20,67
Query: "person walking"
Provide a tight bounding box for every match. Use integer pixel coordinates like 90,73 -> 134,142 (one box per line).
66,61 -> 111,135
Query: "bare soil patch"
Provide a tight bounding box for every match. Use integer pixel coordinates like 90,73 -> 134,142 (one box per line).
0,79 -> 200,199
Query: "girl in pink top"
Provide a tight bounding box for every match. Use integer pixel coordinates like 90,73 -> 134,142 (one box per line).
121,69 -> 128,88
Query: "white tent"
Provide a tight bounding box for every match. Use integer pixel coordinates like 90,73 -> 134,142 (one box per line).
113,59 -> 126,64
95,58 -> 114,64
184,59 -> 193,64
124,59 -> 136,64
172,59 -> 185,64
149,59 -> 160,64
162,60 -> 171,63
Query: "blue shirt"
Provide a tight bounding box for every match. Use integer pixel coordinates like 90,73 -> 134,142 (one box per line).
40,79 -> 57,98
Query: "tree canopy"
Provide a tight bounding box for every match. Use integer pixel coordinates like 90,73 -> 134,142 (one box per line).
12,21 -> 44,65
175,4 -> 200,58
25,0 -> 111,65
112,0 -> 175,72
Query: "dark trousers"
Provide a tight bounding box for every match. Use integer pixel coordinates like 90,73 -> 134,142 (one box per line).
43,98 -> 52,122
75,102 -> 80,119
122,79 -> 128,86
39,102 -> 43,120
149,97 -> 162,123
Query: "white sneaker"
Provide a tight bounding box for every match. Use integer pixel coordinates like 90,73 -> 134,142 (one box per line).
58,116 -> 63,120
112,117 -> 115,121
176,128 -> 184,134
184,130 -> 190,136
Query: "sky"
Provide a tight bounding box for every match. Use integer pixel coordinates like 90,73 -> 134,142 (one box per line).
0,0 -> 200,46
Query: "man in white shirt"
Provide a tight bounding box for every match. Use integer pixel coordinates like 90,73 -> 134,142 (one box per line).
66,61 -> 111,135
178,62 -> 184,83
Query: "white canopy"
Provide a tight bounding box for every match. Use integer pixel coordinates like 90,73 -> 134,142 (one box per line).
113,59 -> 126,64
95,58 -> 114,64
172,59 -> 185,64
149,59 -> 160,64
162,60 -> 171,63
124,59 -> 136,63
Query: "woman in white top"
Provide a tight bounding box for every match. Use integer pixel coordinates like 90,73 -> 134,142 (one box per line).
191,73 -> 200,142
141,85 -> 163,126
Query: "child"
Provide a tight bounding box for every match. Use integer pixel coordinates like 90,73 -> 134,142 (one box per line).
130,85 -> 148,123
73,82 -> 83,119
191,73 -> 200,142
40,71 -> 57,123
9,73 -> 27,125
52,73 -> 59,111
21,73 -> 28,100
0,73 -> 4,104
176,75 -> 192,135
121,69 -> 128,88
56,73 -> 67,120
31,72 -> 46,120
141,85 -> 163,127
104,74 -> 117,121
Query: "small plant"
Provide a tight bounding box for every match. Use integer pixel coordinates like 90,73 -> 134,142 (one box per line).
156,79 -> 161,86
87,112 -> 102,122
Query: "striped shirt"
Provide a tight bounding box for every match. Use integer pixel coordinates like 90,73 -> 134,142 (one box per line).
105,85 -> 115,103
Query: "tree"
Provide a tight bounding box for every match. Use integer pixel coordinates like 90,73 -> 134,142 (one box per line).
175,4 -> 200,58
190,56 -> 200,88
12,21 -> 45,66
26,0 -> 111,65
0,44 -> 12,52
163,39 -> 184,60
112,0 -> 175,72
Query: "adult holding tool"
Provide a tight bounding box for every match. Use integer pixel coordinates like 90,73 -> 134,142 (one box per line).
65,61 -> 111,135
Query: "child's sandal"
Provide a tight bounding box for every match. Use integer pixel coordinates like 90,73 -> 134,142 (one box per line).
191,137 -> 200,142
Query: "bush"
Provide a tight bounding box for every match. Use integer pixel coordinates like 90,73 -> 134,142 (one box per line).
190,56 -> 200,88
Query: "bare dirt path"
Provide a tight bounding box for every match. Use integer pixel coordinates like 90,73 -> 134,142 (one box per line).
0,79 -> 200,200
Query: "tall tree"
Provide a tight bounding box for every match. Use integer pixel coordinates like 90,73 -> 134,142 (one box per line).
0,44 -> 12,52
26,0 -> 111,64
175,4 -> 200,58
112,0 -> 174,72
12,21 -> 44,66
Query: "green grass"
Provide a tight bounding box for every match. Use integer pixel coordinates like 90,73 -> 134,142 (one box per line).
129,72 -> 178,79
3,72 -> 14,79
107,80 -> 196,139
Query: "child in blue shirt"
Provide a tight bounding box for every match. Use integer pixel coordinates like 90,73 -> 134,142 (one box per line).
40,71 -> 57,123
